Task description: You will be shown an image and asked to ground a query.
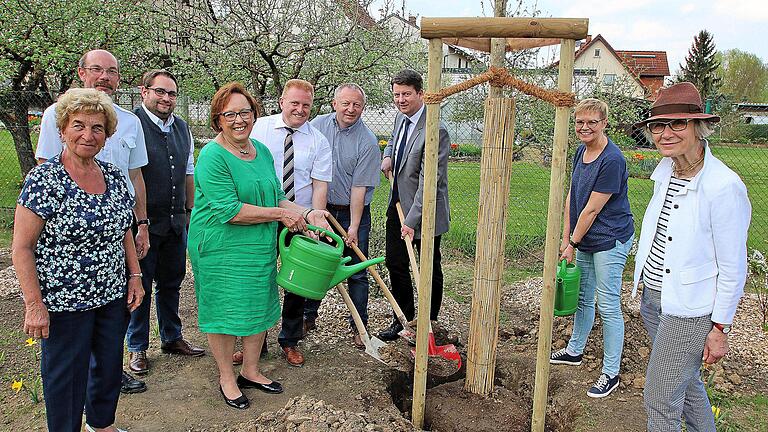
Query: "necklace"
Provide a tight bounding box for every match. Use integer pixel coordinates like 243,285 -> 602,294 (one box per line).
223,138 -> 250,155
672,152 -> 705,177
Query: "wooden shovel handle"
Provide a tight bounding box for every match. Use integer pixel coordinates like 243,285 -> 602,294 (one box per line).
326,213 -> 412,332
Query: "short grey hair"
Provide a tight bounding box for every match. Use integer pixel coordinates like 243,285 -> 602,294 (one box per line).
56,88 -> 118,137
641,119 -> 717,145
334,83 -> 367,106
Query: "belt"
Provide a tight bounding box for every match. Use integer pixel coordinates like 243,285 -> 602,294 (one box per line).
326,203 -> 350,211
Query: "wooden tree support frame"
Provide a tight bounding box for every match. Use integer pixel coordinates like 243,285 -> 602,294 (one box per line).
412,17 -> 585,432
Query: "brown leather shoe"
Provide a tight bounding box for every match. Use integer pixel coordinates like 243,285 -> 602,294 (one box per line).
232,350 -> 243,365
303,319 -> 316,337
129,351 -> 149,375
161,339 -> 205,357
281,346 -> 304,367
352,334 -> 365,350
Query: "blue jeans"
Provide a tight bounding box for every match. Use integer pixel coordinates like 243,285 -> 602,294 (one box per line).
127,230 -> 186,351
305,205 -> 372,329
566,237 -> 632,377
42,297 -> 129,432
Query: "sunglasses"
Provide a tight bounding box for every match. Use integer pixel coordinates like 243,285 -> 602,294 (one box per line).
647,119 -> 691,134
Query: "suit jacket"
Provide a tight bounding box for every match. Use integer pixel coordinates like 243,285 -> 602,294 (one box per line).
383,109 -> 450,239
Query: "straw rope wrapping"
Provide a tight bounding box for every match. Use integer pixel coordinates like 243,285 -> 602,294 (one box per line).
422,66 -> 576,107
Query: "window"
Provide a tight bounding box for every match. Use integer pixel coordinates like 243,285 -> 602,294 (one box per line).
603,74 -> 616,85
594,49 -> 601,57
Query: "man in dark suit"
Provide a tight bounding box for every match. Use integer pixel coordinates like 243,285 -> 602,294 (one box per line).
378,69 -> 451,341
127,70 -> 205,376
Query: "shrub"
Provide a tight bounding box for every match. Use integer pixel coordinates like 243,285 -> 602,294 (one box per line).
625,152 -> 660,179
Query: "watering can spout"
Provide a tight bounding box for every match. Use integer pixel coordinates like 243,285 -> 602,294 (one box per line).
330,256 -> 385,287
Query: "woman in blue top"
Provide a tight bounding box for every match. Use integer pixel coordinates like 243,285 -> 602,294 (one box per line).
549,98 -> 635,398
13,88 -> 143,432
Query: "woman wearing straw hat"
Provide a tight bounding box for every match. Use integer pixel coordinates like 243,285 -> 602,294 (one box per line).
633,82 -> 751,431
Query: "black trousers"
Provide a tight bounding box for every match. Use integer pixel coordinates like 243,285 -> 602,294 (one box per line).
384,204 -> 443,322
276,223 -> 304,348
41,297 -> 128,431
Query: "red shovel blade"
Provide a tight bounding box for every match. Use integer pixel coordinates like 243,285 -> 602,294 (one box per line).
410,333 -> 462,373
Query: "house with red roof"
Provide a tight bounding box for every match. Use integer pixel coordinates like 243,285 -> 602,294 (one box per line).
573,34 -> 670,100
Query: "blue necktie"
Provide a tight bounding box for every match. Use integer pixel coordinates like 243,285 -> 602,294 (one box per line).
392,118 -> 410,203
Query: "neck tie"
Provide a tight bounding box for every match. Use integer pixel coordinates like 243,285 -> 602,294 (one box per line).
392,117 -> 411,203
283,127 -> 296,201
393,117 -> 411,177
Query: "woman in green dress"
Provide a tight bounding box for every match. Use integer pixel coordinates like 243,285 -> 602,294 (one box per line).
188,82 -> 328,410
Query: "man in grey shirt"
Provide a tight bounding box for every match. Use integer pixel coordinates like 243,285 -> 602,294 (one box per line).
306,83 -> 381,348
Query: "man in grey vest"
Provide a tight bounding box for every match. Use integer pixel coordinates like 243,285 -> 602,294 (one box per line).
127,70 -> 204,376
306,83 -> 380,348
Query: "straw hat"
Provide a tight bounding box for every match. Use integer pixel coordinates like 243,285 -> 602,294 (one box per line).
634,82 -> 720,128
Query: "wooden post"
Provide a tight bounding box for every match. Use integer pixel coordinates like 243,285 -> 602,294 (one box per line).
464,0 -> 513,396
411,37 -> 443,430
488,0 -> 505,99
420,17 -> 588,39
530,38 -> 575,432
465,97 -> 516,395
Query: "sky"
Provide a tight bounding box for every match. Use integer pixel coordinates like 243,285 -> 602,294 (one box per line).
392,0 -> 768,75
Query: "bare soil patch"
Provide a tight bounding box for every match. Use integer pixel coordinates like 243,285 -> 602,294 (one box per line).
0,253 -> 765,431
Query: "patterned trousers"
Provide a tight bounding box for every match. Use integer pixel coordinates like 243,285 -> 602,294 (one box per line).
640,287 -> 716,432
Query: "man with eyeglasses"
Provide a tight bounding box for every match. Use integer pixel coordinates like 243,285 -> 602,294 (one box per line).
35,49 -> 150,395
249,78 -> 332,367
306,83 -> 381,349
125,69 -> 204,378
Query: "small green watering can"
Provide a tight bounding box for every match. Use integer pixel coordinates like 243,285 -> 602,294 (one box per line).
276,225 -> 385,300
554,259 -> 581,316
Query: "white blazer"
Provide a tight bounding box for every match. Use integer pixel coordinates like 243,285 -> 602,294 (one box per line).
632,144 -> 751,324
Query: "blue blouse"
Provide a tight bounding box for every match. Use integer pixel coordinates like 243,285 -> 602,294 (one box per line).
18,155 -> 134,312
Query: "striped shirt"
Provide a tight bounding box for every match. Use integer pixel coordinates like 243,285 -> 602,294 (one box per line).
642,176 -> 691,291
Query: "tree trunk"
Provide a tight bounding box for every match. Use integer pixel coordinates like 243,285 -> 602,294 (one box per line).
0,97 -> 37,179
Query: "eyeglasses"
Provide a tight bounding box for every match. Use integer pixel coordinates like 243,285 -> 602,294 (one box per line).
647,119 -> 691,134
81,66 -> 120,77
219,109 -> 254,122
575,118 -> 605,129
146,87 -> 178,99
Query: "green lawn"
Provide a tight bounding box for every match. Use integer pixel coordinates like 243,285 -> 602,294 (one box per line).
1,130 -> 766,253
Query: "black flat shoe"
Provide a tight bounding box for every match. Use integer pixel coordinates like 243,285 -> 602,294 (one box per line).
377,321 -> 404,342
219,385 -> 250,409
237,374 -> 284,394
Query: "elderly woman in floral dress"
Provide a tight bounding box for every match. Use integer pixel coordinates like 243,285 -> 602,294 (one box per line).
14,88 -> 143,432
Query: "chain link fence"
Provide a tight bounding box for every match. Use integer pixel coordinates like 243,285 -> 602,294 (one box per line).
1,89 -> 766,265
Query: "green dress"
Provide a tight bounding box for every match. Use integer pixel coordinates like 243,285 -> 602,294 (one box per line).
187,139 -> 285,336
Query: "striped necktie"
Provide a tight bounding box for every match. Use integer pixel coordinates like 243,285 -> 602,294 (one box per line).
283,127 -> 296,201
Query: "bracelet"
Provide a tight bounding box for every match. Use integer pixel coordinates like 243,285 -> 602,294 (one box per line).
302,208 -> 314,221
129,273 -> 143,279
569,239 -> 580,249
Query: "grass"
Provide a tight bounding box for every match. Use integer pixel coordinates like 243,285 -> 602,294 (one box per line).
0,130 -> 766,253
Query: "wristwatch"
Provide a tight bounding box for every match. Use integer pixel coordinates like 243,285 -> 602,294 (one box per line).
136,219 -> 150,226
713,322 -> 731,334
569,238 -> 580,249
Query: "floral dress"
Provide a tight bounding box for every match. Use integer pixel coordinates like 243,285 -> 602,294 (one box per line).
17,155 -> 134,312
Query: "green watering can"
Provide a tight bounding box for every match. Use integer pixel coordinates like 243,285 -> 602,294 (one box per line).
276,225 -> 385,300
554,259 -> 581,317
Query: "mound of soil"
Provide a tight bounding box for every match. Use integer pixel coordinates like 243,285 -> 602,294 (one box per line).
235,395 -> 417,431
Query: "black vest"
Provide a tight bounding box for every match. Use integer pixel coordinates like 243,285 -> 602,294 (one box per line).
134,107 -> 192,236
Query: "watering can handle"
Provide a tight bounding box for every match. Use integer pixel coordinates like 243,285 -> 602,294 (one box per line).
558,259 -> 567,274
306,224 -> 345,255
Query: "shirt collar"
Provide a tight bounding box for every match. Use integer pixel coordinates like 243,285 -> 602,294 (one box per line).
406,104 -> 425,126
142,104 -> 175,128
274,114 -> 310,134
